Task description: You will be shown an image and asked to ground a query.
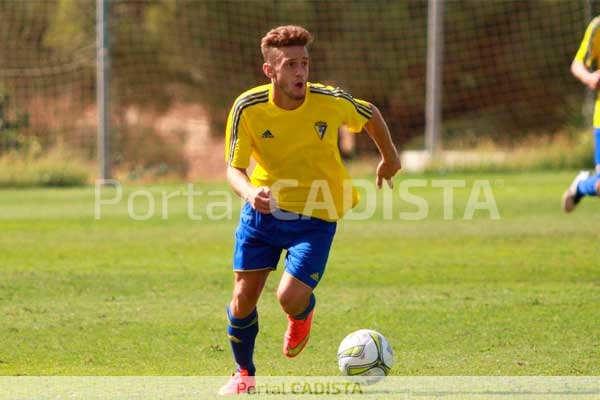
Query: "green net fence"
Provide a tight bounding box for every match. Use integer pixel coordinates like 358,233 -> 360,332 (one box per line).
0,0 -> 597,180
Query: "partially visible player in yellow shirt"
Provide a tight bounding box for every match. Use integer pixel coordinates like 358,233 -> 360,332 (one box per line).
563,16 -> 600,212
219,25 -> 401,395
572,16 -> 600,129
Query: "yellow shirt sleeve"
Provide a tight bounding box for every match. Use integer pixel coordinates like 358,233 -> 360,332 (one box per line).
345,97 -> 372,133
225,102 -> 252,169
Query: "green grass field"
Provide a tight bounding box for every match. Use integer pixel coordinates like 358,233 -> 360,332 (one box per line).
1,171 -> 599,378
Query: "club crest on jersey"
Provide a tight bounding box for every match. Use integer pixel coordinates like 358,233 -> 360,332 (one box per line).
314,121 -> 328,140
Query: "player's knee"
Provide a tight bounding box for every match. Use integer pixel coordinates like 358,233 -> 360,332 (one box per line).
231,288 -> 259,317
277,288 -> 308,316
276,287 -> 293,312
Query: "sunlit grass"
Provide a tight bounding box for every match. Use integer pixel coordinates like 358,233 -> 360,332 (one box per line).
1,172 -> 599,376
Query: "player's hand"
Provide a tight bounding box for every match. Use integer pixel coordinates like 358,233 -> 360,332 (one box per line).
376,156 -> 401,189
246,186 -> 274,214
586,71 -> 600,91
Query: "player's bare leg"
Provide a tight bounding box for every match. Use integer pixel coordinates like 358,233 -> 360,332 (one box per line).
278,272 -> 315,358
230,269 -> 271,317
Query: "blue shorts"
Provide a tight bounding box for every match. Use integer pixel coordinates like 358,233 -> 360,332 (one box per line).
594,127 -> 600,166
232,203 -> 337,288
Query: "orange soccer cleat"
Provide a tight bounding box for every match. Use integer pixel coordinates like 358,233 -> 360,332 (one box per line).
283,310 -> 313,358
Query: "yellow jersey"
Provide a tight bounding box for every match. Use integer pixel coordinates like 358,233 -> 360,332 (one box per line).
574,16 -> 600,126
225,82 -> 373,221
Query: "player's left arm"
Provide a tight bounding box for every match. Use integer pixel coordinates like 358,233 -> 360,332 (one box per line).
363,103 -> 402,189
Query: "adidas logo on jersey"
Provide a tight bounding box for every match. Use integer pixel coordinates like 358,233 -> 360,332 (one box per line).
261,129 -> 275,139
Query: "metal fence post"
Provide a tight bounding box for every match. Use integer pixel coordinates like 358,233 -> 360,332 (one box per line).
425,0 -> 444,155
97,0 -> 111,180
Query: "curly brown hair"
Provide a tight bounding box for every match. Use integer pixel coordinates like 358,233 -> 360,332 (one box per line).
260,25 -> 313,62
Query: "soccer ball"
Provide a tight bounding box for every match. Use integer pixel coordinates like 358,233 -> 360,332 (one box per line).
336,329 -> 394,385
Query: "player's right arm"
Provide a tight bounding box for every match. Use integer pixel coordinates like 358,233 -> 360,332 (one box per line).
225,95 -> 272,214
572,17 -> 600,91
571,60 -> 600,91
226,166 -> 272,214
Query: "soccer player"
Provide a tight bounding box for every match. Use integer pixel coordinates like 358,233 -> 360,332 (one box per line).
563,16 -> 600,212
218,25 -> 401,394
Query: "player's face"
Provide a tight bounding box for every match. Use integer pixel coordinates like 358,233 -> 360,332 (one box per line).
269,46 -> 309,109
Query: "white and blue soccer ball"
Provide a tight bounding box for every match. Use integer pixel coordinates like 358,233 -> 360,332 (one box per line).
336,329 -> 394,385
